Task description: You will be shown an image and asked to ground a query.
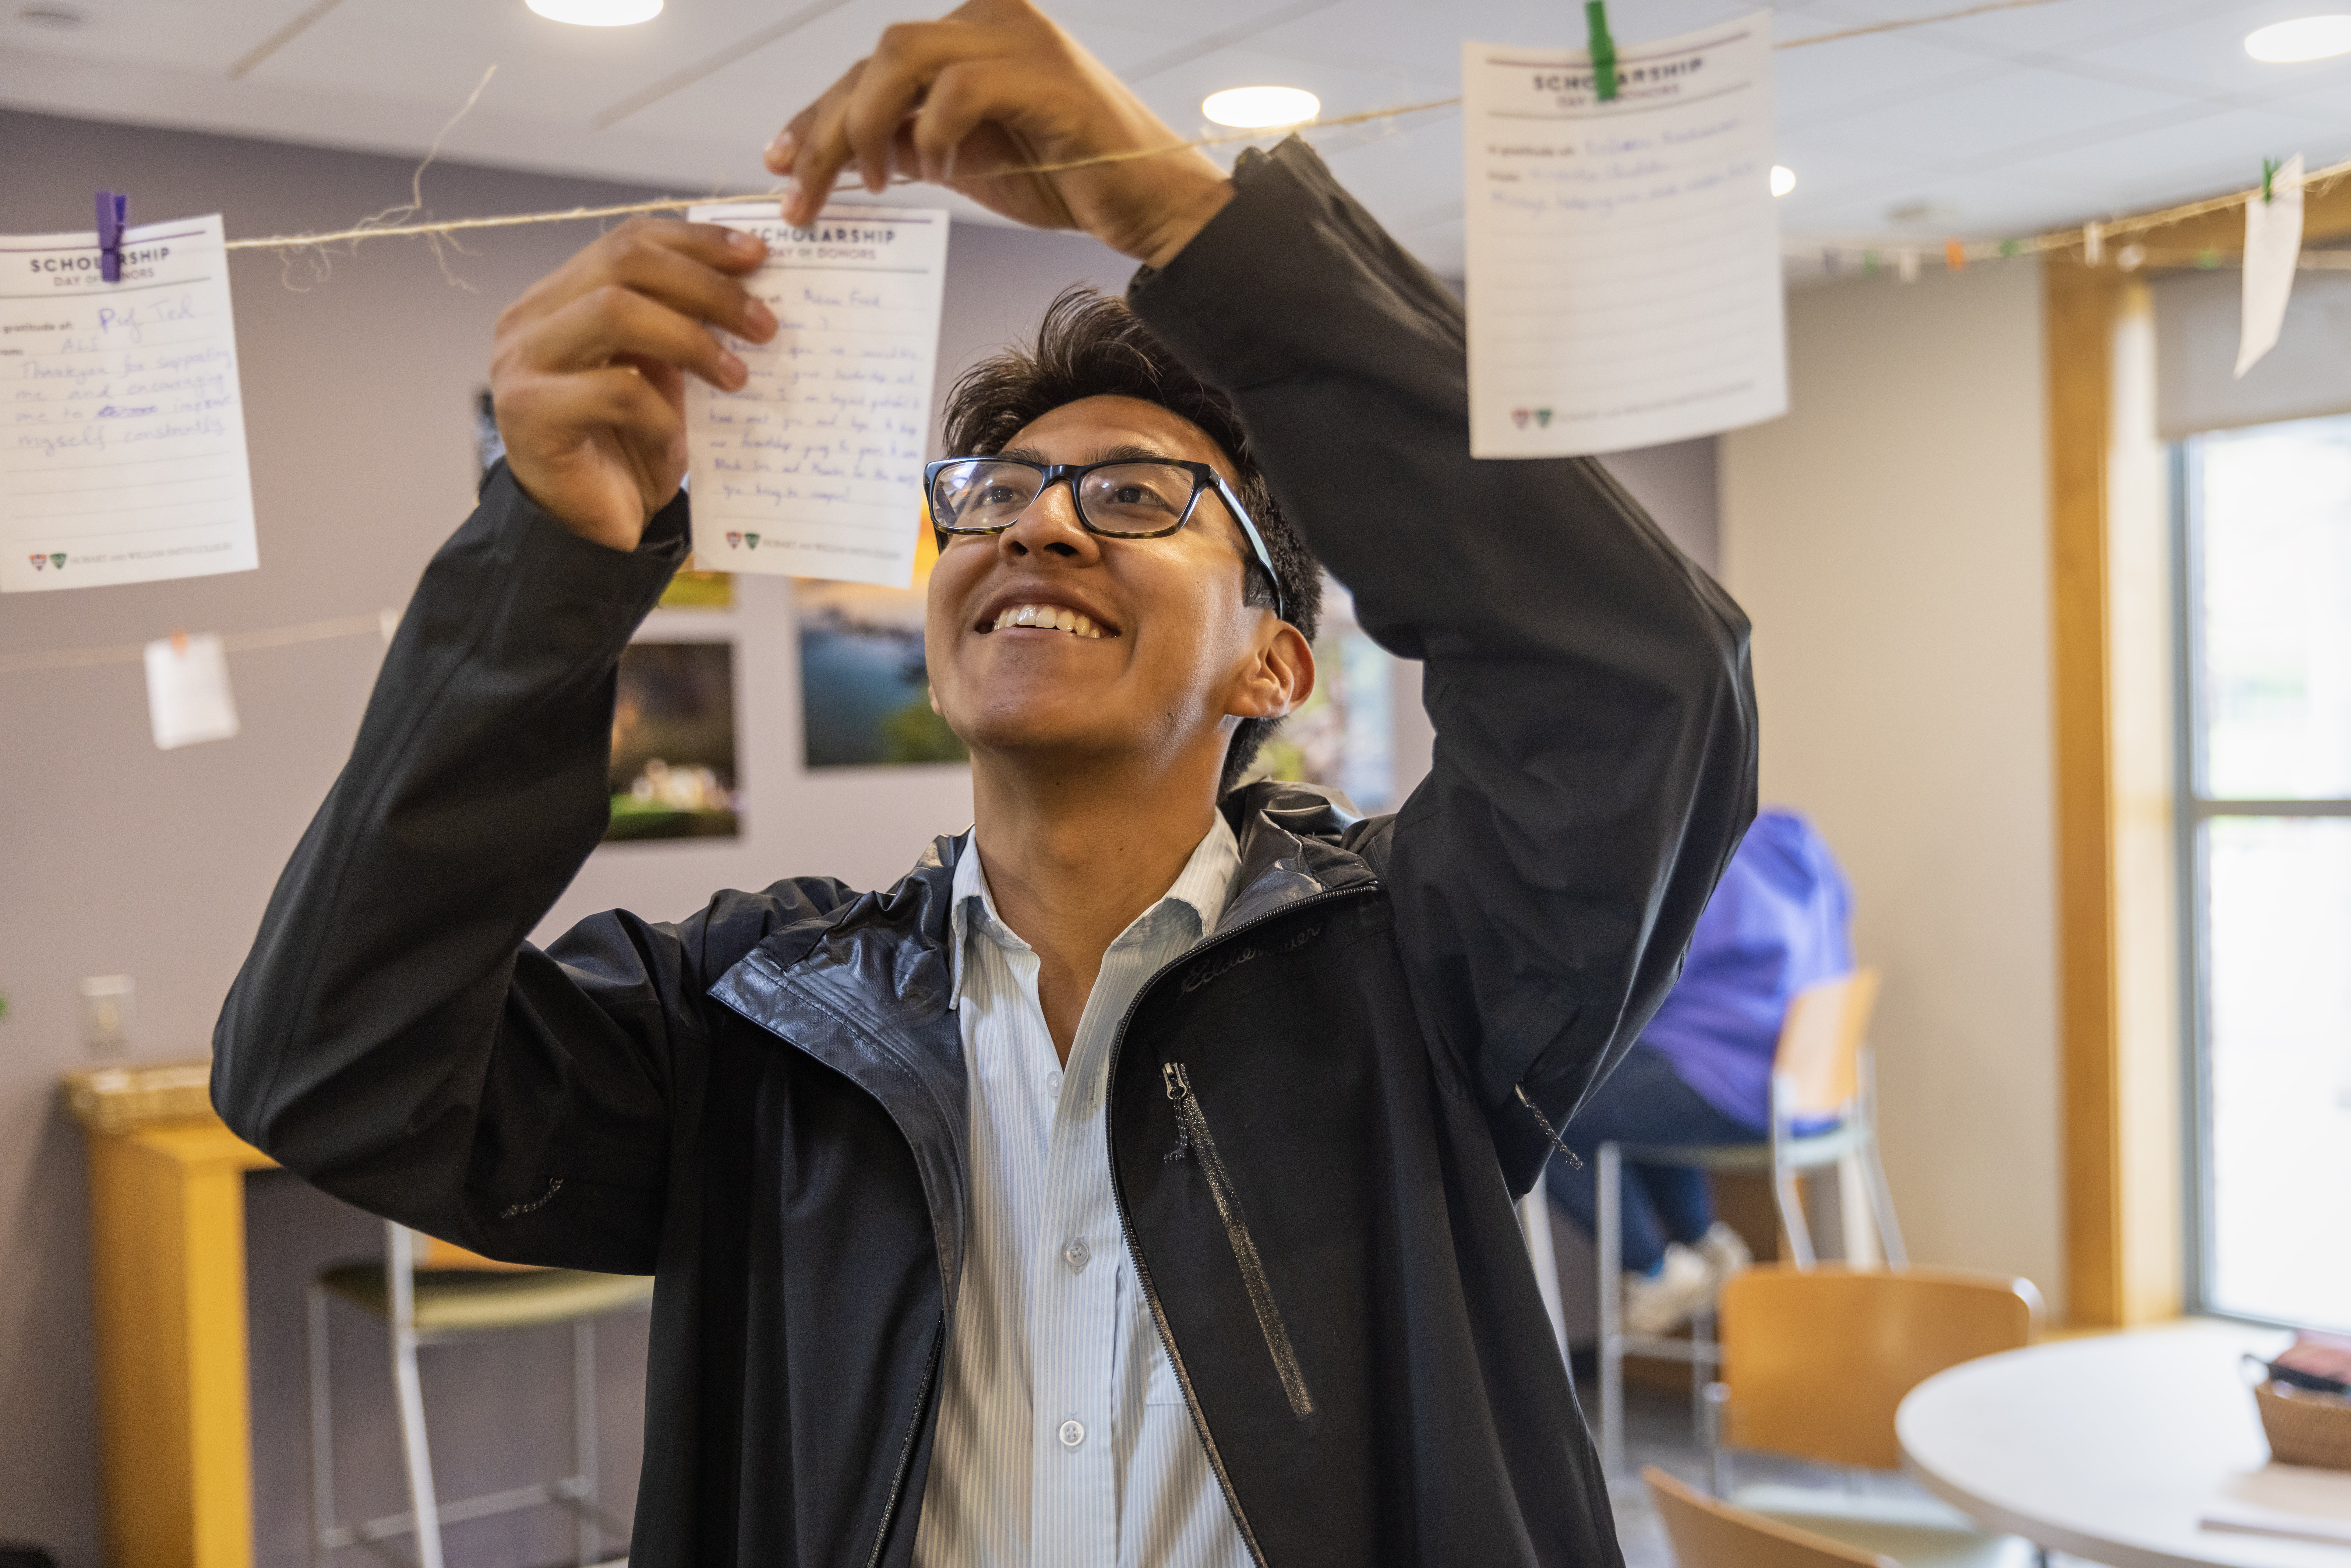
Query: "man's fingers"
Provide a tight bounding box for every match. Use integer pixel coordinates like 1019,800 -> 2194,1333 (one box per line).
782,64 -> 867,227
594,229 -> 775,344
500,219 -> 767,335
498,365 -> 682,461
527,286 -> 747,391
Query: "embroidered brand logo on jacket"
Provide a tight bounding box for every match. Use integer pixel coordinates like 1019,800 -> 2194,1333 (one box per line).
1180,923 -> 1321,994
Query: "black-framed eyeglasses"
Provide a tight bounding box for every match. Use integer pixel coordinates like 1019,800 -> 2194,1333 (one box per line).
924,456 -> 1286,622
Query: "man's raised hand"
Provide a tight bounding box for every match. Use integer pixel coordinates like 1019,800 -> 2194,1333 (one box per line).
766,0 -> 1234,270
488,220 -> 776,552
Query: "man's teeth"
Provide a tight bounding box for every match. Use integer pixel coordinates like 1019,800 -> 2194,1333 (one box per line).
991,604 -> 1104,638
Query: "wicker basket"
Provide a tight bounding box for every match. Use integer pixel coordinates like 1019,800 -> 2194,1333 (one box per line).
58,1059 -> 217,1136
2256,1379 -> 2351,1471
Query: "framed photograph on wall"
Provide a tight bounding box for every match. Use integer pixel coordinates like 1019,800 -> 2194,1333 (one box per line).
606,641 -> 740,841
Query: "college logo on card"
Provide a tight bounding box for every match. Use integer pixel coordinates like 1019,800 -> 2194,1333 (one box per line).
1511,408 -> 1530,429
1535,408 -> 1553,427
744,533 -> 761,550
30,553 -> 46,570
725,531 -> 743,549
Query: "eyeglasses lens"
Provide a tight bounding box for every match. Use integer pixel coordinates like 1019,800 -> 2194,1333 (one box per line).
930,460 -> 1198,537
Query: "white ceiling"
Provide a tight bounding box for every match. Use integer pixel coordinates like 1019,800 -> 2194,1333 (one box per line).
4,0 -> 2349,277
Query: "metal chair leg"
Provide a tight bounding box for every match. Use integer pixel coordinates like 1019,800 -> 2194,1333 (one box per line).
1774,1162 -> 1817,1268
1703,1380 -> 1732,1498
306,1282 -> 336,1568
1597,1140 -> 1624,1481
387,1226 -> 446,1568
573,1319 -> 599,1568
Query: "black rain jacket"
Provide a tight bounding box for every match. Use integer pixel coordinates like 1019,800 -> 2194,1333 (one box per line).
214,139 -> 1757,1567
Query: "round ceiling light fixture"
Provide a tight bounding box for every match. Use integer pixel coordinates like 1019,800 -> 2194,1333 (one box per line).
526,0 -> 662,25
1202,85 -> 1321,129
2244,14 -> 2351,61
1770,164 -> 1796,197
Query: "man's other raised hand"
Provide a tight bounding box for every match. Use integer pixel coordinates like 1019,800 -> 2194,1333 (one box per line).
766,0 -> 1234,270
488,220 -> 776,551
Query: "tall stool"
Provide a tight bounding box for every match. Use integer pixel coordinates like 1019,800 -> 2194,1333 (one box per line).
1594,969 -> 1905,1479
306,1222 -> 654,1568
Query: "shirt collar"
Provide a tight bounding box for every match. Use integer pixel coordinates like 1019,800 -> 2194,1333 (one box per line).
948,813 -> 1242,1009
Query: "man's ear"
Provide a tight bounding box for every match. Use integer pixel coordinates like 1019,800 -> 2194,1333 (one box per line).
1228,621 -> 1315,722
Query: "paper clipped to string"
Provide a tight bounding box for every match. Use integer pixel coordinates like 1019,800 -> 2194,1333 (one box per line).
2236,153 -> 2303,379
144,632 -> 240,750
683,203 -> 950,589
1,213 -> 259,592
1463,12 -> 1787,458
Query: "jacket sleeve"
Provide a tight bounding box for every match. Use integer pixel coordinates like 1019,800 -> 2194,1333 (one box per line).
1128,139 -> 1760,1194
211,467 -> 839,1271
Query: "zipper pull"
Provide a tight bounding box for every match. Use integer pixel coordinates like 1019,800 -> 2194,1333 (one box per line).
1515,1083 -> 1584,1169
1163,1062 -> 1193,1163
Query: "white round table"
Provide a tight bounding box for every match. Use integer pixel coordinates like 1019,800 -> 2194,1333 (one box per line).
1898,1321 -> 2351,1568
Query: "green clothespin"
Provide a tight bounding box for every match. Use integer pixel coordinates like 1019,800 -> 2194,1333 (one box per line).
1999,238 -> 2021,258
2262,157 -> 2280,204
1587,1 -> 1619,101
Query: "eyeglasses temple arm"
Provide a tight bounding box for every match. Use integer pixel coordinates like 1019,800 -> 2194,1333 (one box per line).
1214,477 -> 1287,623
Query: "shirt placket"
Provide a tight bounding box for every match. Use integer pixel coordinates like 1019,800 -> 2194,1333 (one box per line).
1026,928 -> 1141,1568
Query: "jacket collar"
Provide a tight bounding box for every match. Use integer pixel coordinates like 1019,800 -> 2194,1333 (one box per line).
705,780 -> 1380,1314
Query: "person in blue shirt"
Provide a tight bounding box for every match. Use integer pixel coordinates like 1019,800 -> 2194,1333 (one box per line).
1546,808 -> 1855,1333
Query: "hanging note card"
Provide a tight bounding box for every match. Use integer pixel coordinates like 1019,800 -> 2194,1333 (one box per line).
143,632 -> 241,750
2237,153 -> 2303,379
1,214 -> 258,592
1463,13 -> 1785,458
683,202 -> 949,589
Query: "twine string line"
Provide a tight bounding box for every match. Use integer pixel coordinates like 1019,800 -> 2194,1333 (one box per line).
0,611 -> 394,676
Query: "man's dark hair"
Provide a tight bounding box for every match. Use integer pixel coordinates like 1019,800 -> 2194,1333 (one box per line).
941,286 -> 1323,794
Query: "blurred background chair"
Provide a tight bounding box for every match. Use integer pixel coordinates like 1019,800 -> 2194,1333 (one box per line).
306,1222 -> 654,1568
1645,1464 -> 1898,1568
1596,967 -> 1903,1477
1708,1263 -> 2044,1568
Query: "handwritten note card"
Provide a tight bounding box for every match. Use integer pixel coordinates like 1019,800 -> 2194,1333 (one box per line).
685,202 -> 949,589
2,214 -> 258,592
1463,14 -> 1786,458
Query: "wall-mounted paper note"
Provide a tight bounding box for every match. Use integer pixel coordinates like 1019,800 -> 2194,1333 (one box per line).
684,203 -> 949,589
2,214 -> 258,592
1463,14 -> 1786,458
2237,153 -> 2303,380
143,633 -> 240,750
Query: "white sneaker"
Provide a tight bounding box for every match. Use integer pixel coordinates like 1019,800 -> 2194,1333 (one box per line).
1623,1242 -> 1715,1336
1696,1221 -> 1752,1290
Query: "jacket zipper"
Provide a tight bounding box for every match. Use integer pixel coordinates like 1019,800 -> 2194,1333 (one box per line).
1103,883 -> 1372,1568
866,1313 -> 945,1568
1162,1061 -> 1316,1419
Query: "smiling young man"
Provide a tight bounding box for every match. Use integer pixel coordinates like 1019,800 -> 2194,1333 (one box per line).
214,2 -> 1757,1564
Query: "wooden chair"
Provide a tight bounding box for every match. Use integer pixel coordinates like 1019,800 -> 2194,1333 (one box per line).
1645,1465 -> 1897,1568
1711,1264 -> 2046,1568
1597,968 -> 1903,1476
306,1223 -> 653,1568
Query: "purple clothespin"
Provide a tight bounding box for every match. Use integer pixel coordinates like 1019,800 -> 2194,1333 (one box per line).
95,191 -> 127,283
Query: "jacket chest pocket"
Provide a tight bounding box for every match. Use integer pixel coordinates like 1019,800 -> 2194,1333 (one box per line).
1162,1061 -> 1316,1420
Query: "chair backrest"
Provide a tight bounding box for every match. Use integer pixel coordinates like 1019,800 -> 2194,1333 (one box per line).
1719,1263 -> 2042,1469
1643,1465 -> 1897,1568
1772,968 -> 1881,1119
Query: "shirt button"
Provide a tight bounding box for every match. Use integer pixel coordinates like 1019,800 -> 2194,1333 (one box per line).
1046,1070 -> 1063,1100
1058,1418 -> 1085,1449
1063,1237 -> 1091,1273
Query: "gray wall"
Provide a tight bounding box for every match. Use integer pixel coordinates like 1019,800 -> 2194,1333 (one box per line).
0,106 -> 1720,1565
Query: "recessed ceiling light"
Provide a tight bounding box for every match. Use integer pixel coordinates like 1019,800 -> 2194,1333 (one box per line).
16,4 -> 87,27
1770,165 -> 1796,197
526,0 -> 662,26
1202,86 -> 1321,129
2245,14 -> 2351,62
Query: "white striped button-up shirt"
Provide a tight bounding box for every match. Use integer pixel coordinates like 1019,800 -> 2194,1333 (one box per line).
910,817 -> 1251,1568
